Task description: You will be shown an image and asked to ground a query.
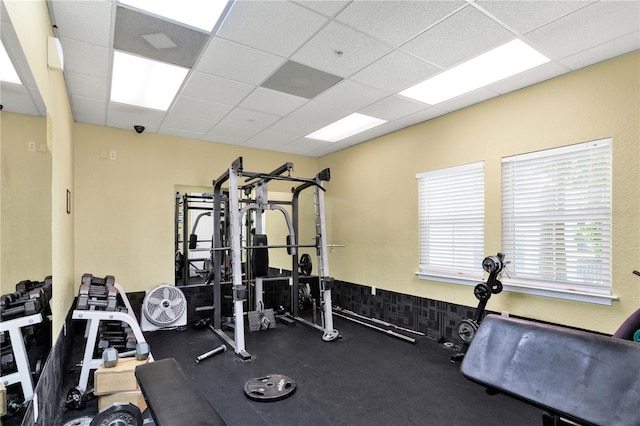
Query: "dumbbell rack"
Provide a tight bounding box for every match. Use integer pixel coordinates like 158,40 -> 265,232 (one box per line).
72,283 -> 151,393
0,312 -> 43,402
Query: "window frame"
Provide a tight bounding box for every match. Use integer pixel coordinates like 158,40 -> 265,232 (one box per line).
415,161 -> 485,285
500,138 -> 615,305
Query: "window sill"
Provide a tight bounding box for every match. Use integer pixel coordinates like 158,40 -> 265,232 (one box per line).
416,272 -> 618,305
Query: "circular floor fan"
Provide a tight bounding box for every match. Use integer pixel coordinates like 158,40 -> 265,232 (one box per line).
141,285 -> 187,331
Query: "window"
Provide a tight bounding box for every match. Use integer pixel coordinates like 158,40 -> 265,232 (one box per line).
501,138 -> 612,300
416,162 -> 485,283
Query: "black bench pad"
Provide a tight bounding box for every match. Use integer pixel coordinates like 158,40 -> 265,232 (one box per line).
460,314 -> 640,426
135,358 -> 226,426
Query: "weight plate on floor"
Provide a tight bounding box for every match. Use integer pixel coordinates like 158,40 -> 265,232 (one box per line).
90,403 -> 142,426
322,329 -> 340,342
63,417 -> 93,426
244,374 -> 296,402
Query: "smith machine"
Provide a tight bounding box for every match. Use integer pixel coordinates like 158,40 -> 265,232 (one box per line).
211,157 -> 340,359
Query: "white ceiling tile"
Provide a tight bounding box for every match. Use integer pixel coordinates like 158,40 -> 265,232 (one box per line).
558,32 -> 640,71
159,128 -> 206,140
242,131 -> 297,150
313,79 -> 389,111
170,96 -> 233,122
161,113 -> 216,134
359,95 -> 428,121
203,122 -> 260,143
293,1 -> 350,18
222,107 -> 281,130
292,21 -> 392,77
0,82 -> 40,116
435,88 -> 500,113
217,1 -> 329,57
487,61 -> 569,95
384,107 -> 449,130
50,0 -> 112,47
337,0 -> 465,47
181,72 -> 254,106
276,137 -> 333,156
106,102 -> 165,133
475,1 -> 595,35
239,88 -> 308,117
402,5 -> 514,68
65,71 -> 108,101
60,38 -> 110,78
287,101 -> 351,125
525,1 -> 640,59
196,37 -> 285,85
350,50 -> 440,93
71,96 -> 106,126
266,117 -> 321,137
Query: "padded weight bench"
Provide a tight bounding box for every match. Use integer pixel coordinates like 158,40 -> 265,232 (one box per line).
135,358 -> 226,426
460,314 -> 640,426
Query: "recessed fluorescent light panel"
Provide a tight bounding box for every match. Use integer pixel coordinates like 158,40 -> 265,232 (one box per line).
119,0 -> 228,32
400,39 -> 550,105
0,40 -> 22,84
306,113 -> 387,142
110,51 -> 189,110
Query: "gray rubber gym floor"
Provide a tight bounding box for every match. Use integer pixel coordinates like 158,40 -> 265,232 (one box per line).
132,317 -> 542,426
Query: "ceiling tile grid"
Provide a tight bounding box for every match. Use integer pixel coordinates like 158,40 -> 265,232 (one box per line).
335,0 -> 466,47
22,0 -> 633,157
195,37 -> 286,85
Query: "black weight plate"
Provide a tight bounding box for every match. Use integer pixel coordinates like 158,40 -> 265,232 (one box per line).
473,283 -> 490,301
244,374 -> 296,402
90,403 -> 142,426
490,279 -> 503,294
458,319 -> 479,343
299,254 -> 312,276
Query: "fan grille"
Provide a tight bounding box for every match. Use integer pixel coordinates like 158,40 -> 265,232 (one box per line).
142,285 -> 186,326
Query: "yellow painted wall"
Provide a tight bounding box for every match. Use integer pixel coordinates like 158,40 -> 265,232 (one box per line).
320,51 -> 640,334
0,113 -> 51,292
73,124 -> 320,293
6,0 -> 638,338
5,0 -> 75,335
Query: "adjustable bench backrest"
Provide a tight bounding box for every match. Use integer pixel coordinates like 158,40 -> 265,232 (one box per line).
460,314 -> 640,426
135,358 -> 226,426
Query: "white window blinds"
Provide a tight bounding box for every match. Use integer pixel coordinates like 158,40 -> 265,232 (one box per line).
416,162 -> 484,280
501,138 -> 612,294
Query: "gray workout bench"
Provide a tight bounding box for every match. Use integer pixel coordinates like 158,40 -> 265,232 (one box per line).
135,358 -> 226,426
461,314 -> 640,426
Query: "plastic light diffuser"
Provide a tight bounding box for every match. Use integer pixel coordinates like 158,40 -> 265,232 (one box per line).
400,39 -> 550,105
110,51 -> 188,110
119,0 -> 227,32
306,113 -> 387,142
0,40 -> 21,84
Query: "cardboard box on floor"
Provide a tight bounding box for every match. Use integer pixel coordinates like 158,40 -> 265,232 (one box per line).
94,357 -> 148,396
98,390 -> 147,412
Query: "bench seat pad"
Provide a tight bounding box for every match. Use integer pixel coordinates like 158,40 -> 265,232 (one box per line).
461,314 -> 640,426
135,358 -> 226,426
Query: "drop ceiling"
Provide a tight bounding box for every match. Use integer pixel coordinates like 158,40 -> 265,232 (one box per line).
8,1 -> 640,157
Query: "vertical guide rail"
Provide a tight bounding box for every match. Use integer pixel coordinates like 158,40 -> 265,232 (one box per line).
315,182 -> 336,338
228,163 -> 249,358
254,183 -> 266,311
291,169 -> 339,341
212,157 -> 251,359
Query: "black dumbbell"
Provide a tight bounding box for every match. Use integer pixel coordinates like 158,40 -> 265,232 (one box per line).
15,280 -> 39,293
81,273 -> 115,287
0,297 -> 42,319
76,294 -> 118,311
